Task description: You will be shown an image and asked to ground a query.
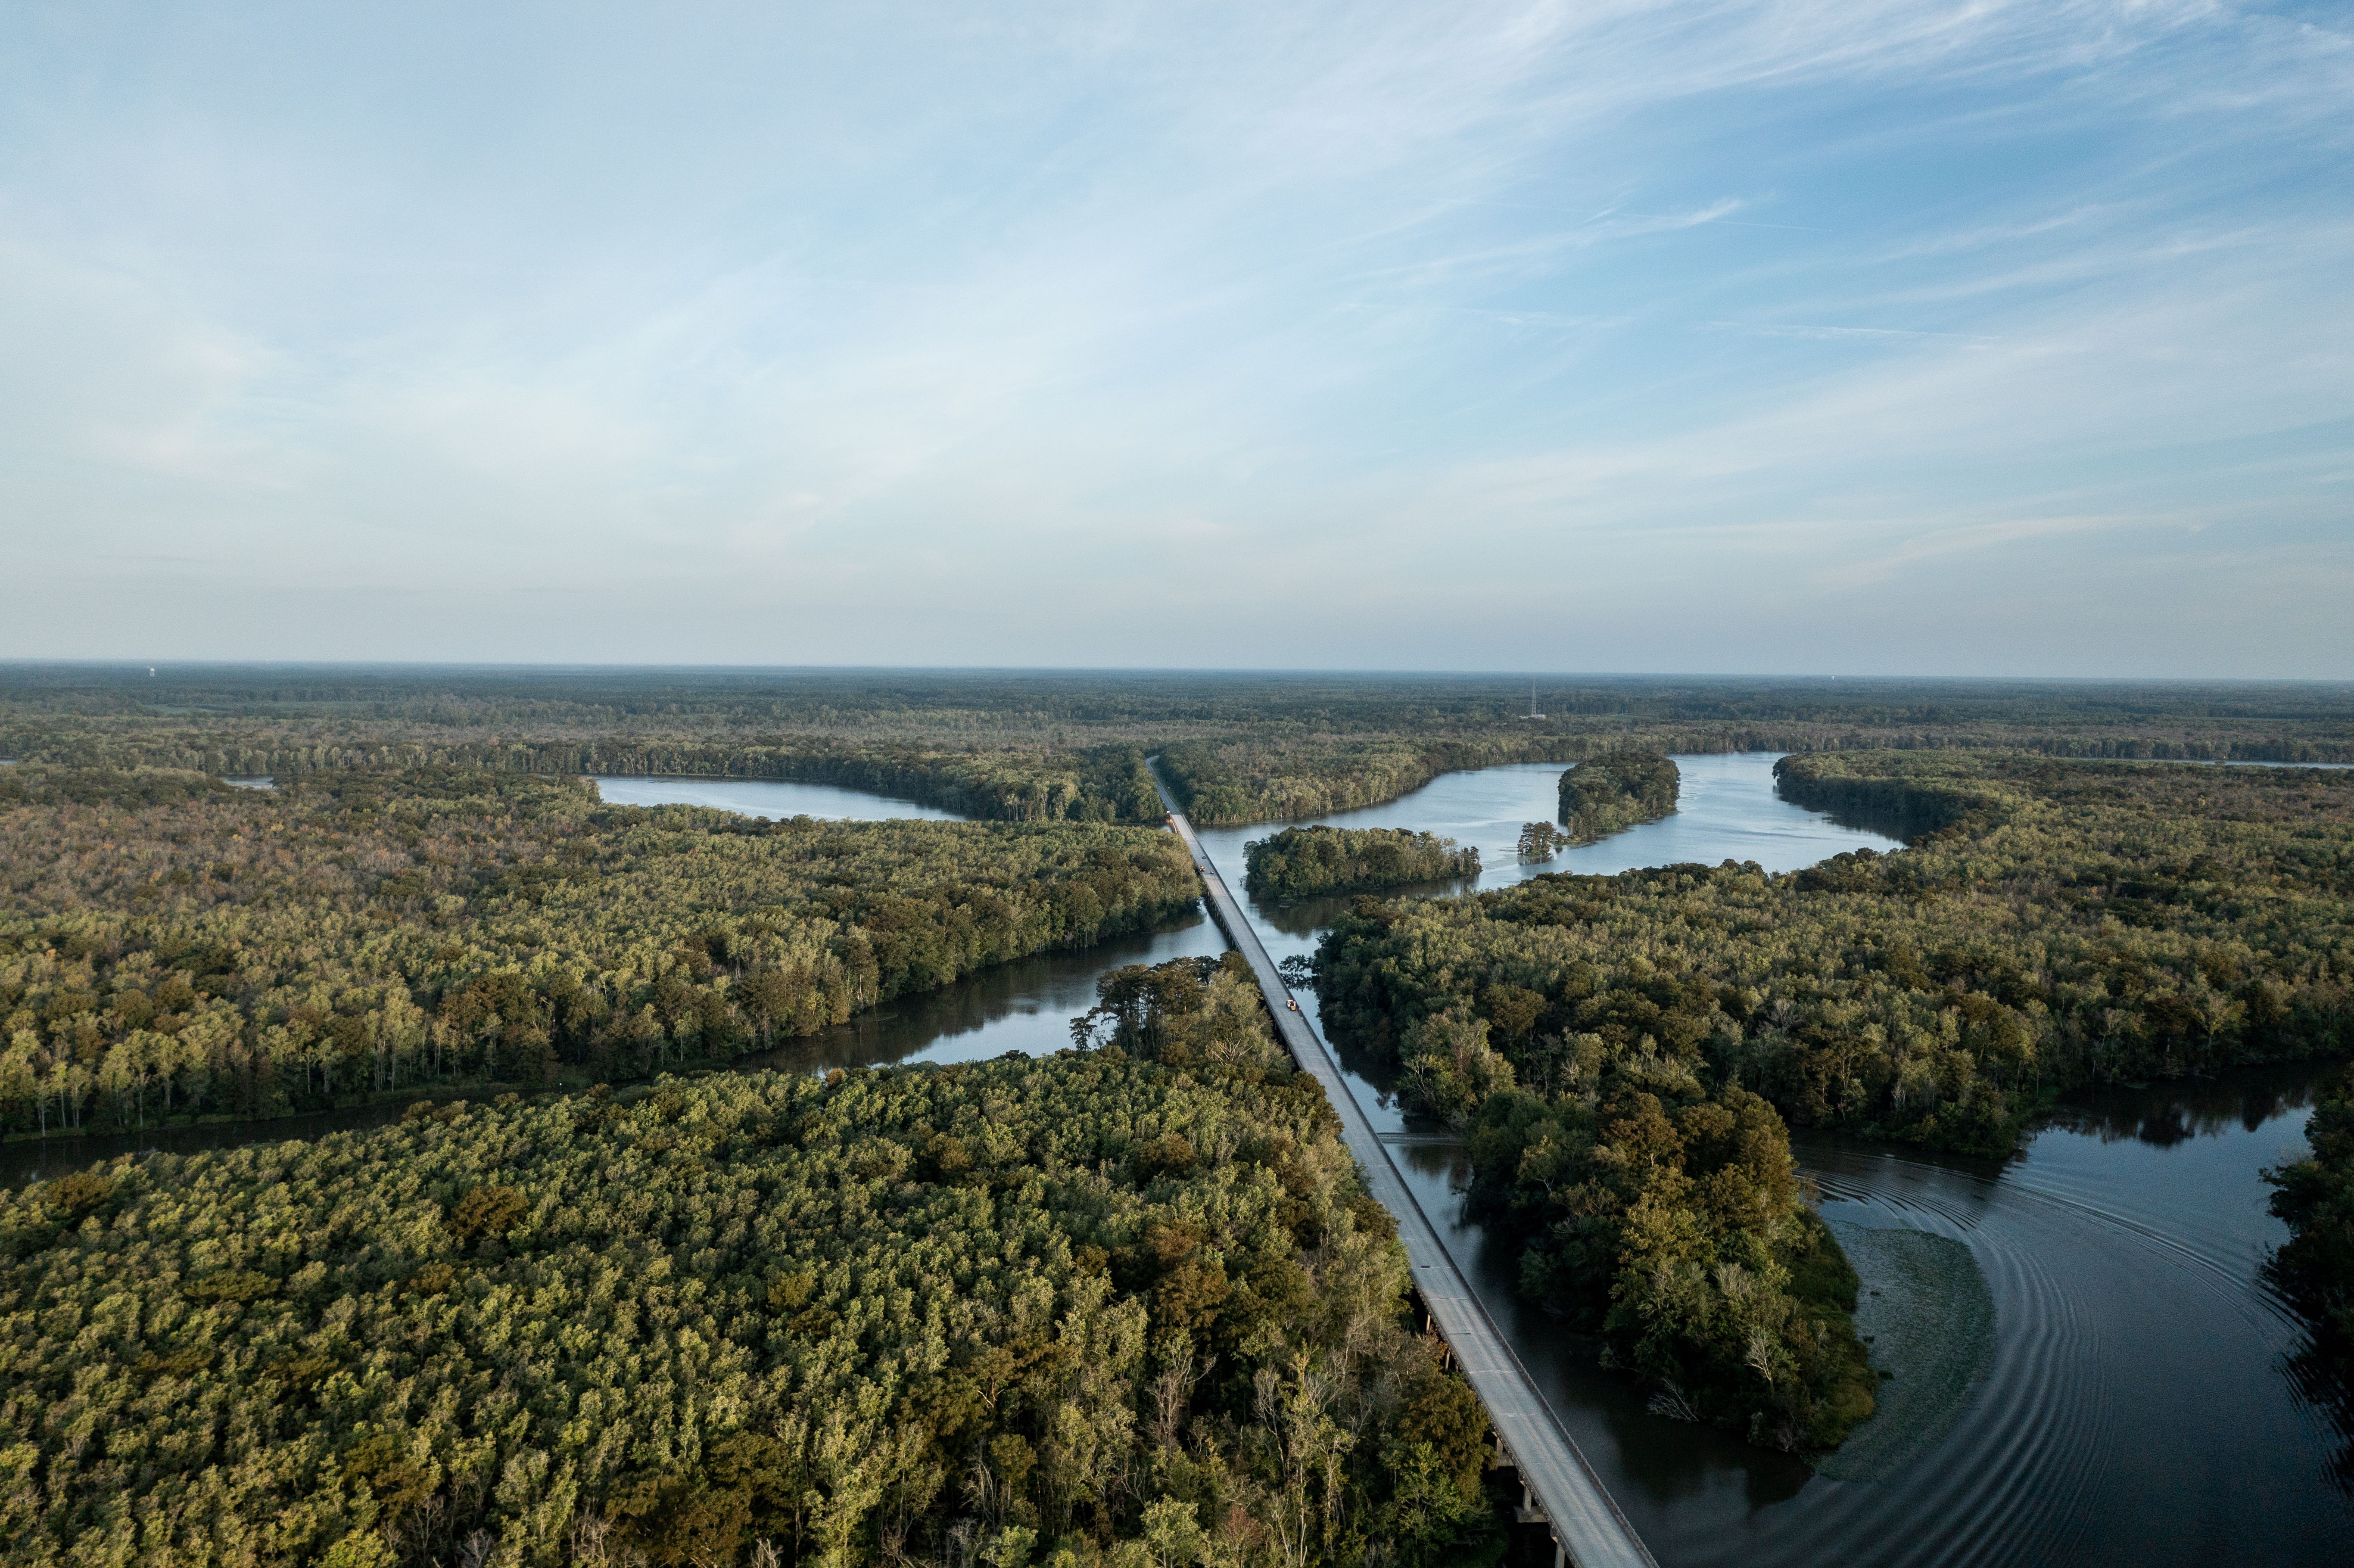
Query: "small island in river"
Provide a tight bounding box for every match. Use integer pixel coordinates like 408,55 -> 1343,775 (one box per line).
1557,751 -> 1681,844
1242,823 -> 1480,899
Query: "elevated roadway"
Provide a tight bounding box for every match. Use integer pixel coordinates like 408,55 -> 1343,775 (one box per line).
1147,773 -> 1658,1568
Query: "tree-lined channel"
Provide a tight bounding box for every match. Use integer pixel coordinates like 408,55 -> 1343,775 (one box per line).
6,756 -> 2345,1564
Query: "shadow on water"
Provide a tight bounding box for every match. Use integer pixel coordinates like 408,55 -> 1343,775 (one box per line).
1194,762 -> 2354,1566
732,910 -> 1224,1075
2046,1060 -> 2338,1147
1247,877 -> 1477,940
1391,1141 -> 1816,1515
19,760 -> 2349,1562
1,1101 -> 417,1190
1378,1061 -> 2354,1568
0,908 -> 1223,1193
1771,1062 -> 2353,1568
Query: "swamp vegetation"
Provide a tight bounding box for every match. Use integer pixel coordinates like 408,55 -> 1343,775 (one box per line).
7,669 -> 2354,1544
6,667 -> 2350,829
1240,829 -> 1478,902
1314,751 -> 2354,1451
2267,1065 -> 2354,1489
0,767 -> 1199,1138
0,957 -> 1504,1566
1554,753 -> 1679,846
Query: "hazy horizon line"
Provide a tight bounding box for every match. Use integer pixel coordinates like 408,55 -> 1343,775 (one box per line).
3,659 -> 2350,689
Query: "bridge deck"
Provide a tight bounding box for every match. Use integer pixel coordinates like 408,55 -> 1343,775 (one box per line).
1147,774 -> 1657,1568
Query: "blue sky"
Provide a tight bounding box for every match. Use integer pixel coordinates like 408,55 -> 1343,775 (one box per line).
1,1 -> 2347,675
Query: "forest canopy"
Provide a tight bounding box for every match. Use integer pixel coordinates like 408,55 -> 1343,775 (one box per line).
1240,828 -> 1478,902
0,963 -> 1503,1568
1322,752 -> 2354,1157
1554,753 -> 1679,845
1310,751 -> 2354,1449
0,767 -> 1201,1139
7,666 -> 2350,830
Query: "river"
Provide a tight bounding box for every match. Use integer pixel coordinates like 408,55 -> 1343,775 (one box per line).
8,758 -> 2347,1563
1180,758 -> 2351,1565
0,755 -> 1886,1176
1389,1068 -> 2351,1567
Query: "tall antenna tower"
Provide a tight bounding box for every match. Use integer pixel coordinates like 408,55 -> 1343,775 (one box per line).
1523,681 -> 1544,720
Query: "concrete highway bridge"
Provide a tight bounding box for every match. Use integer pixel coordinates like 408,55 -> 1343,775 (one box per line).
1146,770 -> 1659,1568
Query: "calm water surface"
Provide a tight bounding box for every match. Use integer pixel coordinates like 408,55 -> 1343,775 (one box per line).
15,757 -> 2346,1565
1188,753 -> 1904,1136
0,757 -> 1903,1182
592,775 -> 965,820
1194,751 -> 1900,899
1189,756 -> 2350,1566
1391,1069 -> 2352,1568
2,756 -> 1885,1179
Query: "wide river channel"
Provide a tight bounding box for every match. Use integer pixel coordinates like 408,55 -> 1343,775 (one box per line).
9,756 -> 2349,1564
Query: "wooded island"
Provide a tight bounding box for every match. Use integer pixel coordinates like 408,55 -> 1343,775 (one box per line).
4,668 -> 2353,1562
1241,827 -> 1478,901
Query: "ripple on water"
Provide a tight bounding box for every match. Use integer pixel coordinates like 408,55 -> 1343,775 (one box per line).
1795,1149 -> 2115,1568
1814,1224 -> 1994,1484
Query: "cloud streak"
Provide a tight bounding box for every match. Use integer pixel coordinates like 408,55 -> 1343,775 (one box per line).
0,0 -> 2345,674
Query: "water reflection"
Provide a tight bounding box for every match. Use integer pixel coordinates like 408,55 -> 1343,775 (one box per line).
2048,1061 -> 2337,1146
1,1100 -> 415,1189
0,910 -> 1221,1192
1188,753 -> 1907,1139
15,753 -> 2346,1558
1376,1065 -> 2354,1567
1184,757 -> 2352,1565
1189,753 -> 1902,899
592,775 -> 968,821
1392,1137 -> 1818,1514
734,911 -> 1223,1073
6,754 -> 1880,1183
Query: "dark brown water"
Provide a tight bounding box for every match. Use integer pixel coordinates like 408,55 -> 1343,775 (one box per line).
1391,1067 -> 2353,1568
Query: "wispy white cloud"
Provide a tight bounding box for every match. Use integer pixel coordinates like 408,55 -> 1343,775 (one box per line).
1702,321 -> 1998,341
0,0 -> 2345,672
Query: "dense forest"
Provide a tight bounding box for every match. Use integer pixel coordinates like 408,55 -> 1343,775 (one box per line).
0,957 -> 1507,1567
1311,751 -> 2354,1447
1322,752 -> 2354,1154
6,737 -> 1161,827
2267,1066 -> 2354,1487
1554,753 -> 1679,845
12,669 -> 2354,1531
0,767 -> 1200,1138
7,667 -> 2351,829
1462,1081 -> 1874,1453
1241,829 -> 1478,902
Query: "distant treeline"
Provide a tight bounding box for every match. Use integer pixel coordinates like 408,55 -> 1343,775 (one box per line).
1555,752 -> 1679,843
1241,827 -> 1479,901
0,973 -> 1504,1566
0,766 -> 1200,1138
7,667 -> 2351,831
1153,720 -> 2353,826
1,734 -> 1162,824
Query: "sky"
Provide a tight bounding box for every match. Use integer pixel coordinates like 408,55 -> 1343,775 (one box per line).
0,1 -> 2348,677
